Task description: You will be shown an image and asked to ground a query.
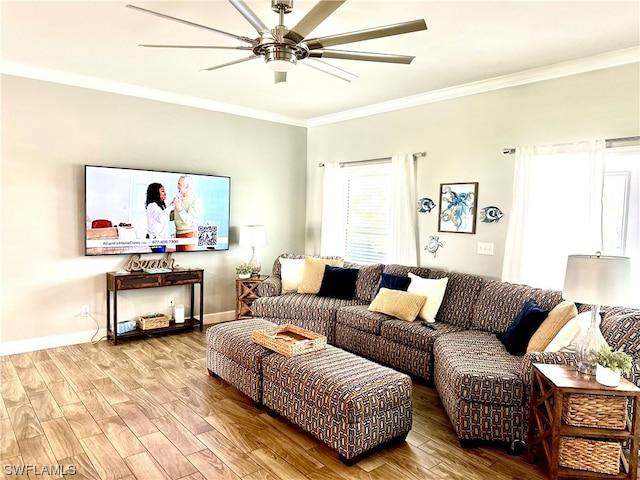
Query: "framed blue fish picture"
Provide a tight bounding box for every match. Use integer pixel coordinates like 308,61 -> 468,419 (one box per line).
438,182 -> 478,234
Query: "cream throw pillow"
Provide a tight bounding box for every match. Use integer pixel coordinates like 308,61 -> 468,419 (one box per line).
406,273 -> 448,322
526,300 -> 578,353
368,288 -> 427,322
279,257 -> 306,292
544,311 -> 593,353
297,257 -> 344,294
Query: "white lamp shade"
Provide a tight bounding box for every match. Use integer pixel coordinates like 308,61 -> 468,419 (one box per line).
563,254 -> 631,306
239,225 -> 267,247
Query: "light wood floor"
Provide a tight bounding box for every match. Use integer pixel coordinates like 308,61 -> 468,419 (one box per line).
0,329 -> 550,480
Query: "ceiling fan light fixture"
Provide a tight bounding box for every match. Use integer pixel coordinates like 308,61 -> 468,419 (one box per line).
264,45 -> 297,72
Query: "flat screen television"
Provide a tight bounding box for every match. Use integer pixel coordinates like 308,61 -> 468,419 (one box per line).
85,165 -> 230,256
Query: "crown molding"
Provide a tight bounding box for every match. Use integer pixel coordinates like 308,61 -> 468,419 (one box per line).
0,62 -> 308,128
306,46 -> 640,127
2,47 -> 637,129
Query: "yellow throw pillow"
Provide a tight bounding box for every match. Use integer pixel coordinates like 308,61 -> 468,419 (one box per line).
526,300 -> 578,353
297,256 -> 344,294
368,288 -> 427,322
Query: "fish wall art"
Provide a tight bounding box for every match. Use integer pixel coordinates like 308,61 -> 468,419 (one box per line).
480,206 -> 504,223
418,197 -> 436,213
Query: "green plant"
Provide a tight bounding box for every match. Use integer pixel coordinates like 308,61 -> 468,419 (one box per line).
592,345 -> 632,374
235,263 -> 253,275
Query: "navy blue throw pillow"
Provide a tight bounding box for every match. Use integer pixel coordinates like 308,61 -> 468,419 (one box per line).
496,298 -> 549,355
317,265 -> 360,300
378,273 -> 411,292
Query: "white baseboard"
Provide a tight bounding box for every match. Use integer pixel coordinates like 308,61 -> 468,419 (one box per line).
0,310 -> 236,356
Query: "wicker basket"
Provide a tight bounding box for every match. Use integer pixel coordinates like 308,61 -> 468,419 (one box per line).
137,314 -> 170,330
562,393 -> 628,429
252,324 -> 326,357
559,437 -> 621,475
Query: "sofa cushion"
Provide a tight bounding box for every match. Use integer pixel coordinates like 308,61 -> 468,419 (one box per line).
383,264 -> 430,278
298,257 -> 344,294
601,307 -> 640,356
470,280 -> 562,333
379,273 -> 411,292
317,266 -> 359,300
497,298 -> 549,355
336,305 -> 390,335
279,257 -> 306,292
407,273 -> 448,322
427,270 -> 485,328
345,262 -> 384,303
527,300 -> 578,352
368,288 -> 426,322
544,311 -> 592,352
433,330 -> 526,407
380,319 -> 466,352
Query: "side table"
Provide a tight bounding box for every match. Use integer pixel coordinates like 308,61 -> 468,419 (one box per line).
236,276 -> 267,320
528,363 -> 640,479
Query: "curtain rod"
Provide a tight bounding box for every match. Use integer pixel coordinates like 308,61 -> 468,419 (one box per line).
502,136 -> 640,155
318,151 -> 426,167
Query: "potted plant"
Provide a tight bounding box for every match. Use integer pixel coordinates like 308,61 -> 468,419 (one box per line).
592,345 -> 632,387
235,263 -> 253,279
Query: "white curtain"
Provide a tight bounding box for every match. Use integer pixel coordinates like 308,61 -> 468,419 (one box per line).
502,140 -> 606,289
320,162 -> 344,257
388,153 -> 418,265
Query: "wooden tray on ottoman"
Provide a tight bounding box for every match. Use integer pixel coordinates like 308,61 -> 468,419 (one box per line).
252,324 -> 326,356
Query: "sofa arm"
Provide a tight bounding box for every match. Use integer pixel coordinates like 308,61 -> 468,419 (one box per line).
257,275 -> 282,297
520,351 -> 578,390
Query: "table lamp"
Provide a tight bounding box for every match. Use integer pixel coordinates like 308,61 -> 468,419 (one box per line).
562,254 -> 631,374
239,225 -> 267,277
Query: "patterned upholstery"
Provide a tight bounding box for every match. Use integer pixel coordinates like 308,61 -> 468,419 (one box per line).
262,345 -> 412,462
205,319 -> 276,403
470,280 -> 563,333
427,270 -> 485,328
252,293 -> 364,343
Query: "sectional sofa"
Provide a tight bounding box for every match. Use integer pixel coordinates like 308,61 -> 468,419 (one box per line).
252,253 -> 640,447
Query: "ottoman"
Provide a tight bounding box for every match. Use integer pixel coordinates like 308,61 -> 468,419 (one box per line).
261,344 -> 413,464
206,318 -> 277,404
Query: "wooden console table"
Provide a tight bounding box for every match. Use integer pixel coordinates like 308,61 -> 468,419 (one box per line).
528,363 -> 640,479
106,269 -> 204,345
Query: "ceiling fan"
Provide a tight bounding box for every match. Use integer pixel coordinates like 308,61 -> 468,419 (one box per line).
126,0 -> 427,84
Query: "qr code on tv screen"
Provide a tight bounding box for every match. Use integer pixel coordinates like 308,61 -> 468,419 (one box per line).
198,225 -> 218,247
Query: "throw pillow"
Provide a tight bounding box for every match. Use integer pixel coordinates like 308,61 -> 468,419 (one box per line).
497,298 -> 549,355
317,266 -> 360,300
544,311 -> 593,353
368,288 -> 427,322
406,273 -> 449,322
279,257 -> 306,292
297,257 -> 344,294
379,273 -> 411,292
526,301 -> 578,353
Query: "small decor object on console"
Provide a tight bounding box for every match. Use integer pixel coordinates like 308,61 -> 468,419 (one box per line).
137,313 -> 170,330
562,253 -> 631,374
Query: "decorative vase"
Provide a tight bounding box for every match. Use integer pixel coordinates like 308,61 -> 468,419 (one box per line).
238,273 -> 250,279
596,365 -> 621,387
575,306 -> 608,375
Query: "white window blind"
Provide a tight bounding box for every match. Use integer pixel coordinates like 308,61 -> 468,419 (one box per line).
342,161 -> 392,264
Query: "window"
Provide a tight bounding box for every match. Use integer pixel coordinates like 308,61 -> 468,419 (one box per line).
342,162 -> 392,264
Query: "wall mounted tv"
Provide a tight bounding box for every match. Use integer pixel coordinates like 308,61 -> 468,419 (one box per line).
85,165 -> 230,256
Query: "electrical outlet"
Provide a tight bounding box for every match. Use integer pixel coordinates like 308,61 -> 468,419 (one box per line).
168,297 -> 175,307
81,305 -> 90,316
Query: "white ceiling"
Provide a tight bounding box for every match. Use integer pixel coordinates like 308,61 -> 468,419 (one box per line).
2,1 -> 639,126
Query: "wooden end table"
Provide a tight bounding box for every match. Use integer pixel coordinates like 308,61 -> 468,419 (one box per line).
528,363 -> 640,479
235,275 -> 268,320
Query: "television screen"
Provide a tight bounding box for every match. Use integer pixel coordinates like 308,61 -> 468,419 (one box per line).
85,165 -> 230,256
